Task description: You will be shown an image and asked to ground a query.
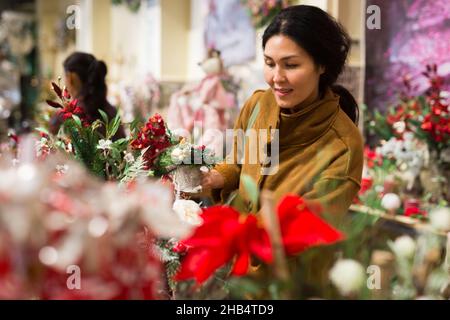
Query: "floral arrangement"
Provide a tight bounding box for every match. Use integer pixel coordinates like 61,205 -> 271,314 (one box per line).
356,145 -> 432,220
241,0 -> 294,29
169,182 -> 450,300
367,64 -> 449,154
43,80 -> 130,181
169,191 -> 345,299
130,114 -> 217,192
45,80 -> 90,127
130,113 -> 174,172
0,138 -> 193,299
361,64 -> 449,221
43,81 -> 217,188
174,195 -> 344,284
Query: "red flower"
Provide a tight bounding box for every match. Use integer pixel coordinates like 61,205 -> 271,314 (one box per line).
7,132 -> 19,144
130,114 -> 172,169
175,206 -> 271,284
403,199 -> 427,218
276,195 -> 345,256
46,100 -> 64,109
359,177 -> 373,195
51,82 -> 63,99
364,147 -> 382,168
172,241 -> 188,254
39,131 -> 49,139
175,195 -> 345,284
404,207 -> 427,218
63,88 -> 71,99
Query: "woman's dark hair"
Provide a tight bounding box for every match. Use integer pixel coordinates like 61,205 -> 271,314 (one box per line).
63,52 -> 108,120
262,5 -> 359,124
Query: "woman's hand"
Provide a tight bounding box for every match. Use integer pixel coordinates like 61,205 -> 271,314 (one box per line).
201,169 -> 225,190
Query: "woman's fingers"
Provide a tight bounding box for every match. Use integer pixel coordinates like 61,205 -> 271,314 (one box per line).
201,169 -> 225,189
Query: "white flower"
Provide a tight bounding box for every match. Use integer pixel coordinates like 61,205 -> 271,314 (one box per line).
381,193 -> 401,211
171,147 -> 184,163
173,199 -> 202,226
329,259 -> 365,296
97,139 -> 112,150
379,136 -> 427,183
393,121 -> 406,134
429,207 -> 450,232
391,235 -> 416,259
170,146 -> 190,164
124,152 -> 134,163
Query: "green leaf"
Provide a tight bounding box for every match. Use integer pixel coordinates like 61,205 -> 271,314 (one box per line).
418,96 -> 429,113
129,118 -> 144,135
98,109 -> 109,125
113,138 -> 128,146
107,113 -> 121,139
241,174 -> 259,208
71,115 -> 82,128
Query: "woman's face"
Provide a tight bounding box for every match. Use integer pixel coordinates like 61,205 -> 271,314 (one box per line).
64,71 -> 81,99
264,35 -> 324,110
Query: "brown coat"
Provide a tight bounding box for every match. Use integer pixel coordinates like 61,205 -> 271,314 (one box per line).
212,88 -> 364,220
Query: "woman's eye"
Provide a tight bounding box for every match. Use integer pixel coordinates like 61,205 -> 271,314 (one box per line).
285,64 -> 298,69
265,61 -> 275,68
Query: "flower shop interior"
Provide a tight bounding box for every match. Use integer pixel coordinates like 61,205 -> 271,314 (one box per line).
0,0 -> 449,300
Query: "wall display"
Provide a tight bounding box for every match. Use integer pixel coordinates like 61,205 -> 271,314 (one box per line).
365,0 -> 450,112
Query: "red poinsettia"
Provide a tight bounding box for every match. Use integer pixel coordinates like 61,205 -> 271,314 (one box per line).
276,195 -> 345,255
174,206 -> 271,284
421,103 -> 449,143
130,114 -> 173,169
175,194 -> 345,284
46,81 -> 91,127
418,65 -> 449,145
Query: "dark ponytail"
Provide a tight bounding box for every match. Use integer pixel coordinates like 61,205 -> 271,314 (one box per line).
63,52 -> 108,120
262,5 -> 359,124
331,84 -> 359,124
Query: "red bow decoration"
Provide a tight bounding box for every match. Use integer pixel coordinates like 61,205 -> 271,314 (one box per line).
175,194 -> 345,284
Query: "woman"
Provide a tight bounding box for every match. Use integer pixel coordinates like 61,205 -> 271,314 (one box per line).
49,52 -> 125,140
202,5 -> 364,220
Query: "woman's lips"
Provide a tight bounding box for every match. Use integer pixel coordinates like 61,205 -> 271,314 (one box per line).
274,88 -> 293,97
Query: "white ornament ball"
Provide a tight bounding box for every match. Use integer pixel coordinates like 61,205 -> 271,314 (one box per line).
329,259 -> 365,296
381,193 -> 401,211
391,235 -> 416,259
429,207 -> 450,232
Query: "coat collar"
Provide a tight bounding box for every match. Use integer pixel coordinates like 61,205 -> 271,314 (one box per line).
256,88 -> 340,146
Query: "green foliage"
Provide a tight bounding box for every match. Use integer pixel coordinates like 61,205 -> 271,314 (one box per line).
119,149 -> 151,184
48,112 -> 131,180
365,109 -> 395,141
63,117 -> 105,178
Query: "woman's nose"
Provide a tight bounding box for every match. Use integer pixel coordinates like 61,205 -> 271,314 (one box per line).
273,67 -> 286,83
